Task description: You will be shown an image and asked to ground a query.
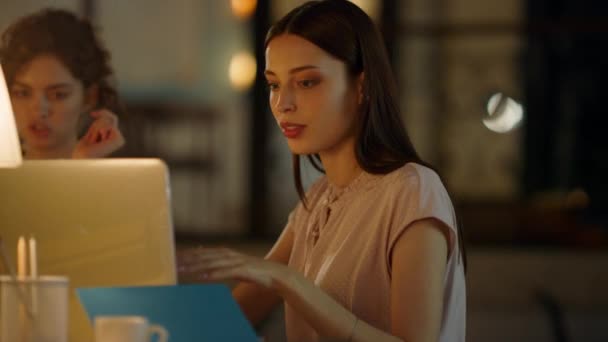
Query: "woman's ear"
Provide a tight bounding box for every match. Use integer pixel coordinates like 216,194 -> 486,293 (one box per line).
357,72 -> 365,105
84,84 -> 99,111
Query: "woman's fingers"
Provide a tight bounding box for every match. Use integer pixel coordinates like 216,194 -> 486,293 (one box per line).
176,247 -> 278,287
83,121 -> 123,145
205,265 -> 247,281
185,256 -> 246,274
180,248 -> 241,266
74,124 -> 125,158
207,264 -> 273,288
84,109 -> 119,143
178,247 -> 251,274
83,124 -> 103,144
90,109 -> 119,126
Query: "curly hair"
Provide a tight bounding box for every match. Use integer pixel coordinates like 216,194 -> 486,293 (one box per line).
0,8 -> 124,116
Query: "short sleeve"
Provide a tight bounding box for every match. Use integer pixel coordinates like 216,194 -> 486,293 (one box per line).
386,164 -> 458,273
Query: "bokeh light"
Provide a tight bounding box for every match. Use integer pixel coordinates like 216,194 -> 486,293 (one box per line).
483,92 -> 524,133
231,0 -> 257,19
229,51 -> 257,90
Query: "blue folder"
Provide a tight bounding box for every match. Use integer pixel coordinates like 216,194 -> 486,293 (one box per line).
77,284 -> 258,342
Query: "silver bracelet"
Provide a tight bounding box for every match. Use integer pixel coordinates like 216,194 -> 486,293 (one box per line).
347,317 -> 358,342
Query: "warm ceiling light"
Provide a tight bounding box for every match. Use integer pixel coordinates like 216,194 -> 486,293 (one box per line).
229,51 -> 257,91
231,0 -> 257,19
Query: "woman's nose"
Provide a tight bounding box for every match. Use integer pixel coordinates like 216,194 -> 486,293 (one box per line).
275,87 -> 297,114
31,96 -> 50,118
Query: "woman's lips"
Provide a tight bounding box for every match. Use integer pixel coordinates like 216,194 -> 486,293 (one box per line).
29,123 -> 51,139
280,122 -> 306,139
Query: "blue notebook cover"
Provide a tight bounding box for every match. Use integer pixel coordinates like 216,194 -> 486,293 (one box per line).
77,284 -> 258,342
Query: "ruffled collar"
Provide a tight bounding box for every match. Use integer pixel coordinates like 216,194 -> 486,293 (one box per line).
325,170 -> 380,205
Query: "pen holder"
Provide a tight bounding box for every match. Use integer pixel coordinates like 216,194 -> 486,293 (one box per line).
0,275 -> 69,342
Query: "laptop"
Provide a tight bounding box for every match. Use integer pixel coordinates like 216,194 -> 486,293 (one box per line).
0,159 -> 176,342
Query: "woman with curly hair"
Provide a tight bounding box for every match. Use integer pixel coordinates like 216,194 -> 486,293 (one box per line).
0,8 -> 124,158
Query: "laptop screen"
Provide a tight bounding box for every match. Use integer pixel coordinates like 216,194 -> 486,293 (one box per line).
0,159 -> 176,342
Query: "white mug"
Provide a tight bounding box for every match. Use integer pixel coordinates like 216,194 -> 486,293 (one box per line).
94,316 -> 168,342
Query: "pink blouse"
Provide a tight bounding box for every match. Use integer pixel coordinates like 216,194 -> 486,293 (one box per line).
284,163 -> 466,342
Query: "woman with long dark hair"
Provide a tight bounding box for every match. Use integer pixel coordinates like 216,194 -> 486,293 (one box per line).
181,1 -> 466,341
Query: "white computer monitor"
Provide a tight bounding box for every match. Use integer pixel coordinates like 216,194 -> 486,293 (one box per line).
0,159 -> 176,342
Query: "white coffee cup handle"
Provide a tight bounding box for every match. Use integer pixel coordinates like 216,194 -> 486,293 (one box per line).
148,324 -> 168,342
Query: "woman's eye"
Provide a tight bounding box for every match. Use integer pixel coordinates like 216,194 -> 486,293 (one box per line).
298,79 -> 319,88
11,89 -> 29,98
267,83 -> 279,92
49,91 -> 69,100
